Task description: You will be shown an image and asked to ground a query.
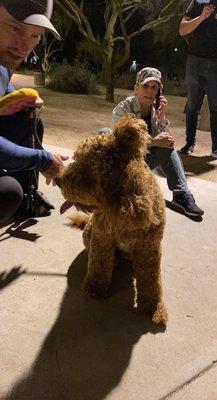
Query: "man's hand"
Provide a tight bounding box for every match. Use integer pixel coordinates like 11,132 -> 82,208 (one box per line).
42,154 -> 69,184
179,4 -> 216,36
200,5 -> 215,21
26,96 -> 44,118
150,132 -> 175,149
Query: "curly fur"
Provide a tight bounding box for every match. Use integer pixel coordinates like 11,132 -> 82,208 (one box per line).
56,117 -> 168,325
68,213 -> 91,230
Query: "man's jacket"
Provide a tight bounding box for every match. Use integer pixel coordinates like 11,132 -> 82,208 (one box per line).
0,65 -> 52,172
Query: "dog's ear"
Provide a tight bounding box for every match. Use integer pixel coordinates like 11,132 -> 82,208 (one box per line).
113,116 -> 152,152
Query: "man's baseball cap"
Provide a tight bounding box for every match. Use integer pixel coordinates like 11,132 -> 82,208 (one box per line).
0,0 -> 61,40
136,67 -> 162,88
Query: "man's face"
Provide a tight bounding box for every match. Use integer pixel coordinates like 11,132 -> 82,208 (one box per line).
135,80 -> 159,108
0,5 -> 44,69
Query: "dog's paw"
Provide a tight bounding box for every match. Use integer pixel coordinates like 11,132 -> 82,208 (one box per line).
82,277 -> 109,298
139,303 -> 168,326
151,303 -> 168,325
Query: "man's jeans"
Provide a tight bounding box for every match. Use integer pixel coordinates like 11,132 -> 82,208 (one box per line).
186,55 -> 217,151
147,147 -> 189,193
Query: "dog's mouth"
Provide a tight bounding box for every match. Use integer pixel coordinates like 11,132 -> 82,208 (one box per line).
60,200 -> 96,215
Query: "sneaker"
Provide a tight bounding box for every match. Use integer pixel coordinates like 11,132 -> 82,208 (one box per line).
171,192 -> 204,217
210,150 -> 217,159
179,143 -> 195,155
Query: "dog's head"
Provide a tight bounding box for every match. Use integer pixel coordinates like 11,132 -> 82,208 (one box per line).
56,117 -> 161,226
113,116 -> 151,152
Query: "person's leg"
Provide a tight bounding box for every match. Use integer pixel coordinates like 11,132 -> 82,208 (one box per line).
205,59 -> 217,156
147,148 -> 204,216
0,175 -> 23,224
180,55 -> 206,154
0,112 -> 54,215
147,148 -> 189,192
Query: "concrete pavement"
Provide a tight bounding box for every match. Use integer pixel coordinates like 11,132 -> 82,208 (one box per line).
1,143 -> 217,399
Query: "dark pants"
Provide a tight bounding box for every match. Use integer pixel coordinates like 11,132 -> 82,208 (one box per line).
185,55 -> 217,151
0,111 -> 44,223
147,147 -> 189,193
0,174 -> 23,223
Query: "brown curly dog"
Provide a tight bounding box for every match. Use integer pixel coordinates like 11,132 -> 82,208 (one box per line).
56,117 -> 168,325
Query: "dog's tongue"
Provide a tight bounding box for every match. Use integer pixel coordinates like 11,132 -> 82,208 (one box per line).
60,200 -> 74,215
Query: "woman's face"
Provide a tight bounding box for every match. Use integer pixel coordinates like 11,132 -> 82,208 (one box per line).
135,80 -> 159,108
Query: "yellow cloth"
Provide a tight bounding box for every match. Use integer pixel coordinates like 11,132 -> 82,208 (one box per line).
0,88 -> 39,115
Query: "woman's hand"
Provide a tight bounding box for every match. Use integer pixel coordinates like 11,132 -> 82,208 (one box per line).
150,132 -> 175,149
155,95 -> 168,123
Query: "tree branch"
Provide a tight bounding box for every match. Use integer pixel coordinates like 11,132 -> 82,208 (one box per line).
55,0 -> 99,44
122,1 -> 142,23
128,0 -> 186,40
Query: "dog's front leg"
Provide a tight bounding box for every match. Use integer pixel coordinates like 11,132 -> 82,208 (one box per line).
132,243 -> 168,325
82,232 -> 115,298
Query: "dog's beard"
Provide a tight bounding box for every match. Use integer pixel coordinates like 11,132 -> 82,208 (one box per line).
74,202 -> 95,214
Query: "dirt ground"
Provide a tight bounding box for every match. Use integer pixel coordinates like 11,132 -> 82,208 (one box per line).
11,74 -> 217,183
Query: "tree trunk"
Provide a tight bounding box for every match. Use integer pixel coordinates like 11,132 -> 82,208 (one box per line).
106,79 -> 114,102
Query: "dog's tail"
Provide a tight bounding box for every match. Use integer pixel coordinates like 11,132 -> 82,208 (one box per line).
67,213 -> 91,230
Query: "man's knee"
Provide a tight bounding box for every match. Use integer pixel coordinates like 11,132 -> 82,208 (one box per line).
0,176 -> 23,223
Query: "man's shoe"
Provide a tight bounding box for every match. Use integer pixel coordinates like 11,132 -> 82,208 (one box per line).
210,150 -> 217,159
35,191 -> 55,211
15,190 -> 54,218
179,143 -> 195,155
171,192 -> 204,217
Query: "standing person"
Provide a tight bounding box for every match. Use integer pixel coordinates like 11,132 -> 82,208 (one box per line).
112,67 -> 204,218
0,0 -> 68,224
179,0 -> 217,158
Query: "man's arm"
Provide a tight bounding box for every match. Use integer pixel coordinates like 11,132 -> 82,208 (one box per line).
5,84 -> 15,94
0,137 -> 68,181
0,136 -> 52,172
179,5 -> 215,36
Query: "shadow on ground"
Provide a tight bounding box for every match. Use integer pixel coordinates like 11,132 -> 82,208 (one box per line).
179,154 -> 217,178
5,251 -> 164,400
156,153 -> 216,181
0,219 -> 40,243
165,200 -> 203,222
0,266 -> 25,291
